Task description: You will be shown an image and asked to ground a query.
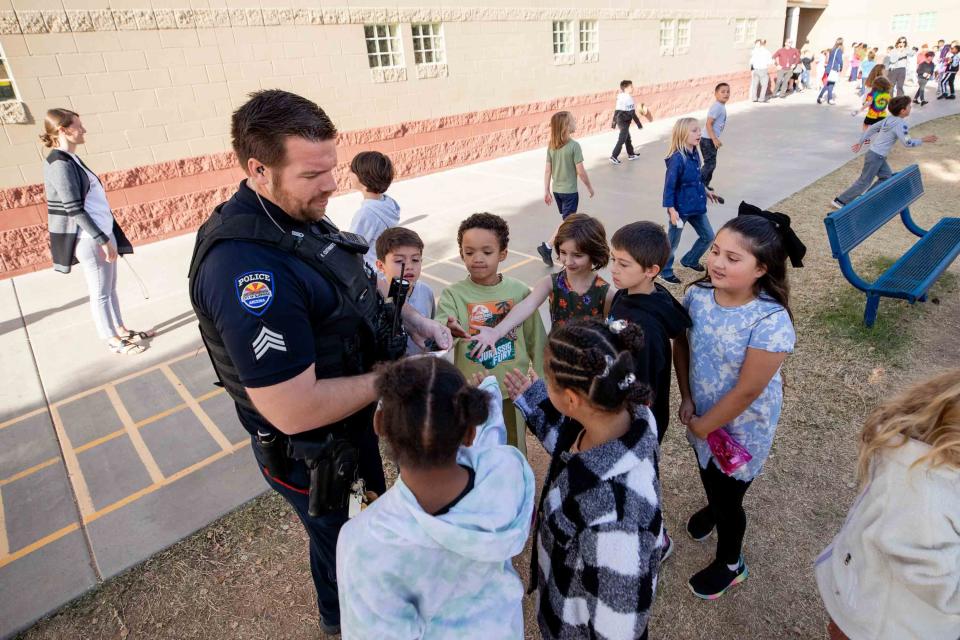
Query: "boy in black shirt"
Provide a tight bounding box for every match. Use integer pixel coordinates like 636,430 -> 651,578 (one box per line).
608,222 -> 692,443
915,51 -> 935,106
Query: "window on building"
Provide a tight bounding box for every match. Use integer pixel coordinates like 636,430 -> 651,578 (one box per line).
677,19 -> 691,48
746,18 -> 758,43
734,18 -> 747,44
579,20 -> 598,53
412,23 -> 445,64
890,14 -> 910,32
364,24 -> 403,69
553,20 -> 573,54
659,19 -> 676,50
0,43 -> 17,101
917,12 -> 936,31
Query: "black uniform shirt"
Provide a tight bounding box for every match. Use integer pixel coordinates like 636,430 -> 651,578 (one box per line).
192,182 -> 338,432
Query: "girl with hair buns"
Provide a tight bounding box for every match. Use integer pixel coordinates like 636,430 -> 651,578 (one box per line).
817,369 -> 960,640
505,317 -> 662,640
39,108 -> 153,354
337,357 -> 535,638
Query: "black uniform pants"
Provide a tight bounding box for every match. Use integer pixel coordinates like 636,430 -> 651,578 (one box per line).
697,459 -> 753,565
255,418 -> 386,625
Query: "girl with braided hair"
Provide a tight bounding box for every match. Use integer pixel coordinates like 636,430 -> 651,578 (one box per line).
337,357 -> 535,638
504,318 -> 662,640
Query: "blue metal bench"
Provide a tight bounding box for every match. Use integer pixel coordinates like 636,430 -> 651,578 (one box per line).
823,164 -> 960,327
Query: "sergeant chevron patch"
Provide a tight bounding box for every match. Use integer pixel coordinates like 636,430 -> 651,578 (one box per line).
252,326 -> 286,360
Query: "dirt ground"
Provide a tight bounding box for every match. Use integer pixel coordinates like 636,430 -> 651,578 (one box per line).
19,114 -> 960,640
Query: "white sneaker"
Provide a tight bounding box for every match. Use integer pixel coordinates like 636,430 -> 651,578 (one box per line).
831,199 -> 845,209
627,154 -> 639,161
609,156 -> 622,165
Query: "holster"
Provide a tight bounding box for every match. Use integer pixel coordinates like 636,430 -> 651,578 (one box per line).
288,433 -> 360,517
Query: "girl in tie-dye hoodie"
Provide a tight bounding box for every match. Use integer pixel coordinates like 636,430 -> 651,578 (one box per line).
336,358 -> 535,639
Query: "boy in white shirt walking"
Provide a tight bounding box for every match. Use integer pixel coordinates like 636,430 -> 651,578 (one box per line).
609,80 -> 653,164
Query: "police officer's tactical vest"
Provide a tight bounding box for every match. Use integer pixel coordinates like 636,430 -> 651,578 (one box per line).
187,202 -> 379,435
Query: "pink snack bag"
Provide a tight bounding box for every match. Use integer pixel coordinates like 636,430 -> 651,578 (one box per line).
707,428 -> 753,476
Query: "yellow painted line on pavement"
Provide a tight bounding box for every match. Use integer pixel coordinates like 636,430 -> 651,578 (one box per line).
48,405 -> 95,518
0,523 -> 81,570
160,365 -> 232,452
500,256 -> 536,274
419,271 -> 452,286
0,489 -> 8,557
0,407 -> 46,431
104,386 -> 164,484
0,457 -> 59,487
83,439 -> 248,526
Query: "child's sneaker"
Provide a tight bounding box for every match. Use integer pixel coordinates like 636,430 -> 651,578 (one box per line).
609,156 -> 622,165
627,154 -> 640,161
661,531 -> 675,562
688,556 -> 749,600
536,242 -> 553,266
660,273 -> 681,285
686,507 -> 714,541
831,198 -> 845,210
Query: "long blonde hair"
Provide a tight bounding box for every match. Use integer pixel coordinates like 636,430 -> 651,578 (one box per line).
857,369 -> 960,485
39,108 -> 78,149
665,117 -> 698,158
548,111 -> 575,150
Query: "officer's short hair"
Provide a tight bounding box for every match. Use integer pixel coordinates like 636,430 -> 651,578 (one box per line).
350,151 -> 395,195
457,213 -> 510,252
231,90 -> 337,170
376,227 -> 424,261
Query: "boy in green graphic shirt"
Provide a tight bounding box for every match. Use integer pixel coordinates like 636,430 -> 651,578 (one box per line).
438,213 -> 546,456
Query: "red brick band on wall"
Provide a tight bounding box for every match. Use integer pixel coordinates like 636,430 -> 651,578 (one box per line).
0,70 -> 752,278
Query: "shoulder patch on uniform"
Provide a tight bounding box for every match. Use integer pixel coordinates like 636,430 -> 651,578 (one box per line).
235,271 -> 275,316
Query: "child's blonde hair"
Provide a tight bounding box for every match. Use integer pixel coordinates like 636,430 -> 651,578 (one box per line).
548,111 -> 575,150
858,369 -> 960,485
665,117 -> 698,158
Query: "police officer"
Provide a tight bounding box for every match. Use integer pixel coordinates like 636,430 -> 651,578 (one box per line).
188,90 -> 450,634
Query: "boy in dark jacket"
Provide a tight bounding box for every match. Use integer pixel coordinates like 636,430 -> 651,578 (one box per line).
608,222 -> 692,443
915,51 -> 935,105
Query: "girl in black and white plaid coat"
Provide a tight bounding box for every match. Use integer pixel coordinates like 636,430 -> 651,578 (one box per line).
505,318 -> 662,640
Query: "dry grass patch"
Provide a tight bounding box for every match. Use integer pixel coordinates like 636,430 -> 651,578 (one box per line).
19,115 -> 960,640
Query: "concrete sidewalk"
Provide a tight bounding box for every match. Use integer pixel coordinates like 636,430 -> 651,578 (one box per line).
1,84 -> 957,637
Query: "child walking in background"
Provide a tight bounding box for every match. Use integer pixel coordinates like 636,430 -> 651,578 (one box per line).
661,117 -> 720,284
540,111 -> 595,265
852,75 -> 892,130
505,318 -> 662,640
439,213 -> 546,455
676,208 -> 805,599
937,44 -> 958,100
700,83 -> 730,192
348,151 -> 400,271
610,79 -> 653,164
858,50 -> 877,96
816,369 -> 960,640
468,213 -> 612,359
832,97 -> 937,209
337,357 -> 535,639
374,227 -> 435,356
915,51 -> 935,105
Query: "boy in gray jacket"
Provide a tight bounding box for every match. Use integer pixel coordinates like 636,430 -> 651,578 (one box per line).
832,96 -> 937,209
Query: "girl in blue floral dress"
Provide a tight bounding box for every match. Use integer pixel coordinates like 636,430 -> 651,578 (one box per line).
674,209 -> 805,600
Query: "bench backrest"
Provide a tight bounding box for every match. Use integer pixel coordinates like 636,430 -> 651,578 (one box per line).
824,164 -> 924,258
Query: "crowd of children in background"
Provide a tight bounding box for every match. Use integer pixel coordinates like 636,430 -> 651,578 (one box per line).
333,50 -> 958,636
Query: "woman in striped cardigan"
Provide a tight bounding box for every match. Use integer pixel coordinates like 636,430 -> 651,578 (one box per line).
40,108 -> 152,354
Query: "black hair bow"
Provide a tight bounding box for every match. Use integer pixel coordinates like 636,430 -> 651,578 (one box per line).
737,201 -> 807,268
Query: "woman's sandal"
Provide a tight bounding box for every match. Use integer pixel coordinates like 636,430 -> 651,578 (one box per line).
108,338 -> 145,355
122,329 -> 156,342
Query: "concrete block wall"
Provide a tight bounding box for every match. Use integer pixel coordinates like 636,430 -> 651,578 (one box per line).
0,1 -> 786,277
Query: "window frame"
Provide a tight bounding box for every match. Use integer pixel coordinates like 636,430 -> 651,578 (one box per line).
734,18 -> 747,44
676,19 -> 691,49
917,12 -> 936,31
746,18 -> 758,43
890,13 -> 911,32
411,22 -> 445,65
364,23 -> 404,70
0,41 -> 19,103
659,19 -> 676,52
578,19 -> 598,54
553,20 -> 573,55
